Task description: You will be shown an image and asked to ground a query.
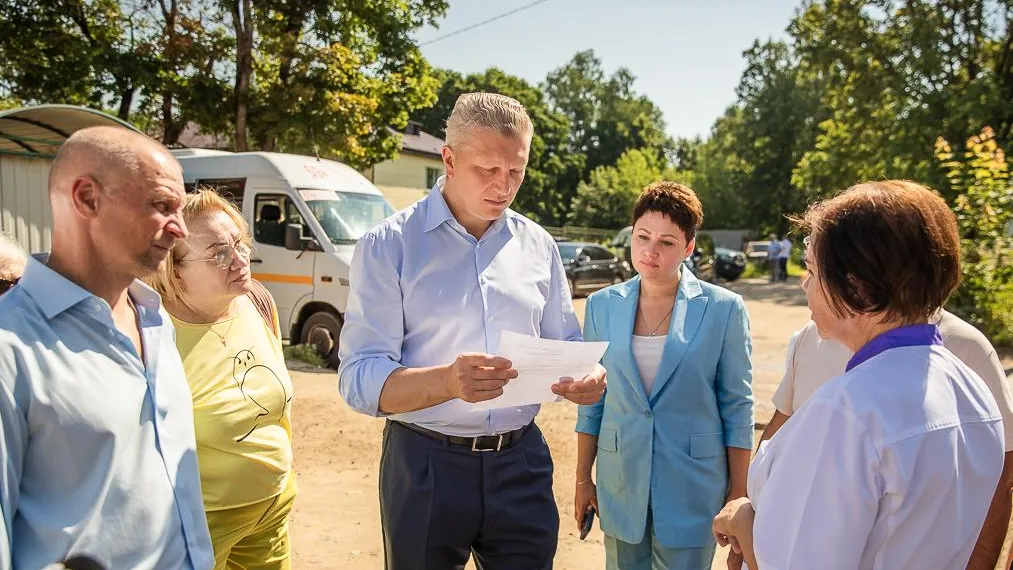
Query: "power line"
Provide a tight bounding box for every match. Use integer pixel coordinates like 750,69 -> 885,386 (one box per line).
420,0 -> 555,47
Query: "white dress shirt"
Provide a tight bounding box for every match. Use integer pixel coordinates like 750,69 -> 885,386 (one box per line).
750,335 -> 1004,569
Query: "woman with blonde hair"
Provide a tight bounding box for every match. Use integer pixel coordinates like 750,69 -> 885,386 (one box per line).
148,189 -> 296,569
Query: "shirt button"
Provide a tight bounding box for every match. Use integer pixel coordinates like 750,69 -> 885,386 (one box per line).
644,410 -> 652,417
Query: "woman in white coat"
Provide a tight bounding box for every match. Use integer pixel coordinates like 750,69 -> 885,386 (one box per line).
712,180 -> 1005,570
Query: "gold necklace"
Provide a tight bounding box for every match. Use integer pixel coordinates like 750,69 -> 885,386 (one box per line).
206,317 -> 236,347
638,308 -> 671,336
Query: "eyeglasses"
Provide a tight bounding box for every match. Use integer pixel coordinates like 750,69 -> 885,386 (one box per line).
179,242 -> 252,270
0,277 -> 19,295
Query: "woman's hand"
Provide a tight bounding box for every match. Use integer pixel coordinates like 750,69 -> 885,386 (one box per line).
713,497 -> 755,556
574,479 -> 599,530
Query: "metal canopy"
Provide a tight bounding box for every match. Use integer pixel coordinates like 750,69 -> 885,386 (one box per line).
0,104 -> 142,158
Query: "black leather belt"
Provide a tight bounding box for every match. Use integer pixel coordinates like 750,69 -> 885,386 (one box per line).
393,420 -> 532,452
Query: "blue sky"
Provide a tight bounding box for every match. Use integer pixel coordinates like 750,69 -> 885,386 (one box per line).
416,0 -> 803,140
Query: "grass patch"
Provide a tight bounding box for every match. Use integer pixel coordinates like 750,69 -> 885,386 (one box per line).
740,260 -> 806,280
284,344 -> 327,368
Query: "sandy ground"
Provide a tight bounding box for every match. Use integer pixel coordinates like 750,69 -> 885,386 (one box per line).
286,277 -> 1013,569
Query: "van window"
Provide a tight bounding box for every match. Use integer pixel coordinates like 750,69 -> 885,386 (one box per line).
254,194 -> 305,247
299,189 -> 394,244
196,178 -> 246,206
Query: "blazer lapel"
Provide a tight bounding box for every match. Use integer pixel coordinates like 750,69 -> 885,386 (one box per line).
611,277 -> 650,410
649,268 -> 708,405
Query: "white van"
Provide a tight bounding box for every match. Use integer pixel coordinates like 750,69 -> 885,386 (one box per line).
172,149 -> 396,363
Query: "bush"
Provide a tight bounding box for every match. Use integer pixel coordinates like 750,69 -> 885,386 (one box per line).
283,344 -> 327,368
935,127 -> 1013,347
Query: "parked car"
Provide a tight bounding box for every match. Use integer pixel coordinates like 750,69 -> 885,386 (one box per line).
684,233 -> 716,282
610,226 -> 634,273
744,240 -> 772,262
714,247 -> 747,281
557,241 -> 627,296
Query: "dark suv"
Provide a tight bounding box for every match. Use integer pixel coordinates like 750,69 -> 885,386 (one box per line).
557,241 -> 627,296
714,247 -> 747,281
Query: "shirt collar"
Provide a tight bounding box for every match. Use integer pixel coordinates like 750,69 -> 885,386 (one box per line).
21,253 -> 164,323
845,323 -> 943,372
422,175 -> 510,237
423,176 -> 456,233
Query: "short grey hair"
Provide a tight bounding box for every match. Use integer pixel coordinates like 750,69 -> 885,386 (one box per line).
445,92 -> 533,148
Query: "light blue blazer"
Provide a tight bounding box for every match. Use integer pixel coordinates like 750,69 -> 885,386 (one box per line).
576,269 -> 754,549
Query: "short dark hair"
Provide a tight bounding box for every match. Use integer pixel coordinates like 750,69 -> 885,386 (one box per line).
792,180 -> 961,323
632,182 -> 704,241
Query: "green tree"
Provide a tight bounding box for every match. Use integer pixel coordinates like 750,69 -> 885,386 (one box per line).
567,148 -> 690,229
0,0 -> 162,119
543,50 -> 672,188
0,0 -> 448,166
790,0 -> 1013,200
414,68 -> 581,225
936,126 -> 1013,345
146,0 -> 234,145
691,108 -> 752,231
231,0 -> 448,169
691,41 -> 822,234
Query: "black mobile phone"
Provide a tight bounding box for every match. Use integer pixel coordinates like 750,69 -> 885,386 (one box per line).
579,508 -> 596,540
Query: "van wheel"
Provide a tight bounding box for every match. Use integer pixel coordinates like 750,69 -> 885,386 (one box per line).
301,311 -> 343,368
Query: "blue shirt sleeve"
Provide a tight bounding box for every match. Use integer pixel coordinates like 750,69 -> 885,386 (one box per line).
0,359 -> 26,570
717,295 -> 754,449
337,232 -> 406,417
576,294 -> 607,436
539,240 -> 582,342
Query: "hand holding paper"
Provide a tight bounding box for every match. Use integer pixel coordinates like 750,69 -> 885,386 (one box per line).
552,363 -> 607,405
470,331 -> 608,411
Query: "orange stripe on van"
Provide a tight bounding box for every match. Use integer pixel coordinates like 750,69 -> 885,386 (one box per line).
253,273 -> 314,285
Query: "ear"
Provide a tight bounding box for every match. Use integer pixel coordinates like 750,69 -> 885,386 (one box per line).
685,237 -> 696,258
441,145 -> 456,179
70,175 -> 103,219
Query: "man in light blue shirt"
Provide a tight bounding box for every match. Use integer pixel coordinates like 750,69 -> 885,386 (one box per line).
0,127 -> 213,570
338,93 -> 607,569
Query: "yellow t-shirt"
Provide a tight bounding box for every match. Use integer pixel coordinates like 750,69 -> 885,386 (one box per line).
171,297 -> 294,511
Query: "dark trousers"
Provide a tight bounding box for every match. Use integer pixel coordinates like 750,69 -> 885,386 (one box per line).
778,258 -> 788,281
379,420 -> 559,570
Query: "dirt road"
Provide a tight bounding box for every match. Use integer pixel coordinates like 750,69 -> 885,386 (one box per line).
286,277 -> 1013,569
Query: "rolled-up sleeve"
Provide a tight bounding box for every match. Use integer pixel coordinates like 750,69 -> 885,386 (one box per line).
0,374 -> 26,570
717,295 -> 754,449
576,294 -> 606,436
540,241 -> 582,342
337,232 -> 405,417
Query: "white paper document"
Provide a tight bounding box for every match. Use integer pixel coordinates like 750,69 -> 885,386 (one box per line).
471,331 -> 609,411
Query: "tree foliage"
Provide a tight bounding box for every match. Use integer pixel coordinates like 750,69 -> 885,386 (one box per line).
936,127 -> 1013,345
0,0 -> 448,168
567,148 -> 691,229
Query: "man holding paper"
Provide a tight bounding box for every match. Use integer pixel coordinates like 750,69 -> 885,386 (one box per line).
338,92 -> 606,570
